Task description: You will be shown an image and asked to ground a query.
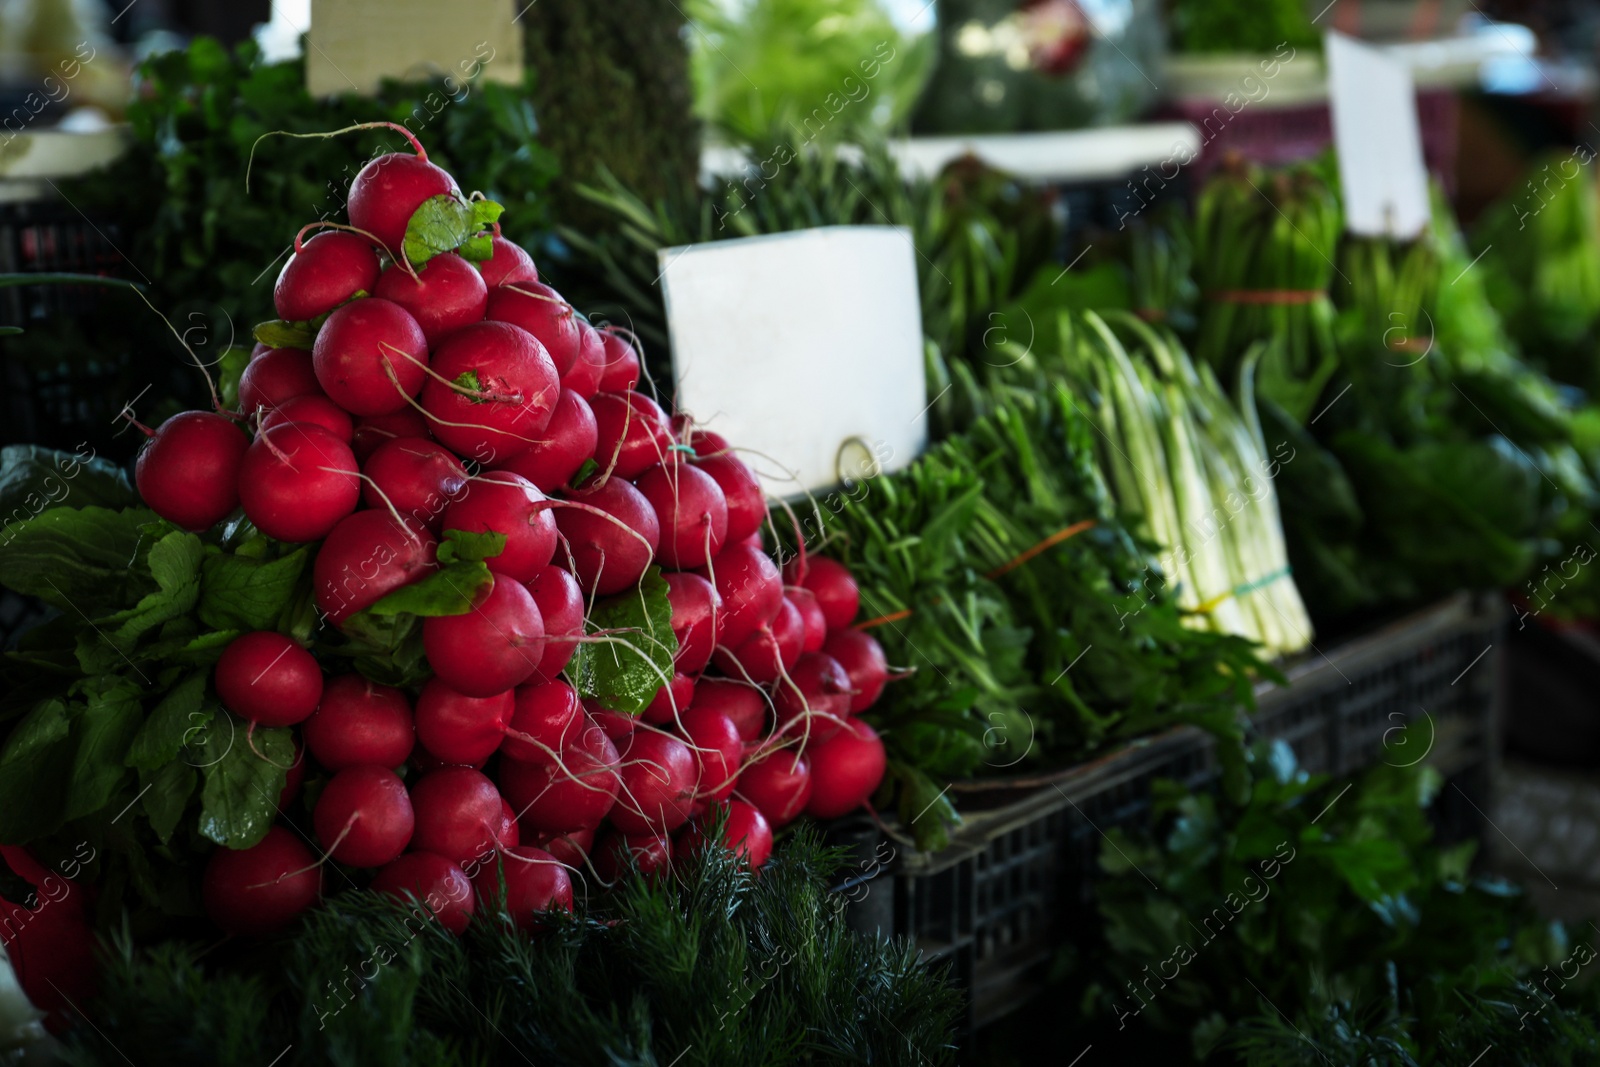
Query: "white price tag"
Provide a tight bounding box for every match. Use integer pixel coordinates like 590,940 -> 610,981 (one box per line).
307,0 -> 523,97
1327,31 -> 1431,238
659,226 -> 927,500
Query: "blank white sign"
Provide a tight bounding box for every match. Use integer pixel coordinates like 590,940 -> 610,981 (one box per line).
1327,31 -> 1431,238
659,226 -> 927,499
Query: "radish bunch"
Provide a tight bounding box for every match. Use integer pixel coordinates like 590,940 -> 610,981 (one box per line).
130,127 -> 892,939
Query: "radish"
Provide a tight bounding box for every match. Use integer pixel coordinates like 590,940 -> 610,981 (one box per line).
422,574 -> 545,697
477,235 -> 538,288
485,282 -> 581,376
786,556 -> 860,630
496,799 -> 520,849
787,588 -> 827,653
372,252 -> 488,346
313,765 -> 415,868
609,730 -> 696,834
360,437 -> 467,531
554,477 -> 661,596
499,713 -> 620,833
238,422 -> 361,543
259,393 -> 355,441
675,422 -> 732,460
250,341 -> 273,360
498,388 -> 597,493
525,565 -> 584,683
352,407 -> 431,462
597,330 -> 641,393
691,679 -> 767,742
736,751 -> 812,827
562,321 -> 607,398
439,470 -> 557,582
823,629 -> 889,712
773,652 -> 853,743
414,679 -> 514,765
274,231 -> 380,323
594,830 -> 671,881
473,846 -> 573,931
312,510 -> 437,626
693,451 -> 764,544
201,825 -> 321,936
214,631 -> 323,727
634,461 -> 728,570
677,705 -> 741,801
712,596 -> 802,685
409,766 -> 506,867
641,672 -> 695,725
502,680 -> 581,762
677,799 -> 771,869
803,717 -> 886,819
590,705 -> 638,740
348,149 -> 462,258
238,347 -> 320,416
694,541 -> 782,649
311,297 -> 429,416
132,411 -> 249,531
530,827 -> 593,871
421,321 -> 560,462
589,391 -> 672,481
302,674 -> 415,770
664,572 -> 722,676
370,851 -> 475,934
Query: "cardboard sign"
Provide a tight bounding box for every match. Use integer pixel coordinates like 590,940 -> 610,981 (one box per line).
659,226 -> 926,499
1326,31 -> 1431,238
306,0 -> 523,97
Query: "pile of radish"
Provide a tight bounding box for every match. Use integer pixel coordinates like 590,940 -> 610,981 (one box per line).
130,125 -> 891,938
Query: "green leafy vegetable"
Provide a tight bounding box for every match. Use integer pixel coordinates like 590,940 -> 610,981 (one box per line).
402,196 -> 504,268
196,714 -> 293,849
566,567 -> 677,716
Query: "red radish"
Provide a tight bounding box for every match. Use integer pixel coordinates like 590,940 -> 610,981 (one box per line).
694,541 -> 782,649
530,827 -> 593,871
473,846 -> 573,930
712,596 -> 802,685
352,407 -> 431,462
737,751 -> 812,827
691,679 -> 768,742
677,799 -> 772,869
414,679 -> 514,765
214,632 -> 322,727
555,477 -> 661,596
250,341 -> 273,360
495,799 -> 520,849
302,674 -> 414,770
485,282 -> 581,377
787,588 -> 827,653
348,150 -> 461,258
823,629 -> 889,712
503,680 -> 581,763
562,322 -> 607,398
274,231 -> 380,323
774,652 -> 853,743
370,852 -> 475,934
664,572 -> 722,676
610,730 -> 697,834
477,235 -> 538,288
201,826 -> 321,936
589,391 -> 672,481
373,252 -> 488,346
787,556 -> 860,630
133,411 -> 249,531
239,422 -> 361,543
498,388 -> 597,493
312,297 -> 429,416
238,347 -> 320,416
313,765 -> 415,867
259,393 -> 355,441
312,510 -> 437,627
440,470 -> 557,582
409,766 -> 506,867
422,575 -> 545,697
590,705 -> 638,741
677,705 -> 741,801
694,451 -> 764,544
594,830 -> 671,881
526,566 -> 584,683
634,462 -> 728,570
804,717 -> 886,819
500,713 -> 620,833
641,672 -> 695,726
597,330 -> 641,393
675,422 -> 732,459
361,437 -> 468,531
422,321 -> 560,462
278,743 -> 306,808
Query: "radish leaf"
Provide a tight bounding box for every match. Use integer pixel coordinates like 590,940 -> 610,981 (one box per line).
566,567 -> 677,716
